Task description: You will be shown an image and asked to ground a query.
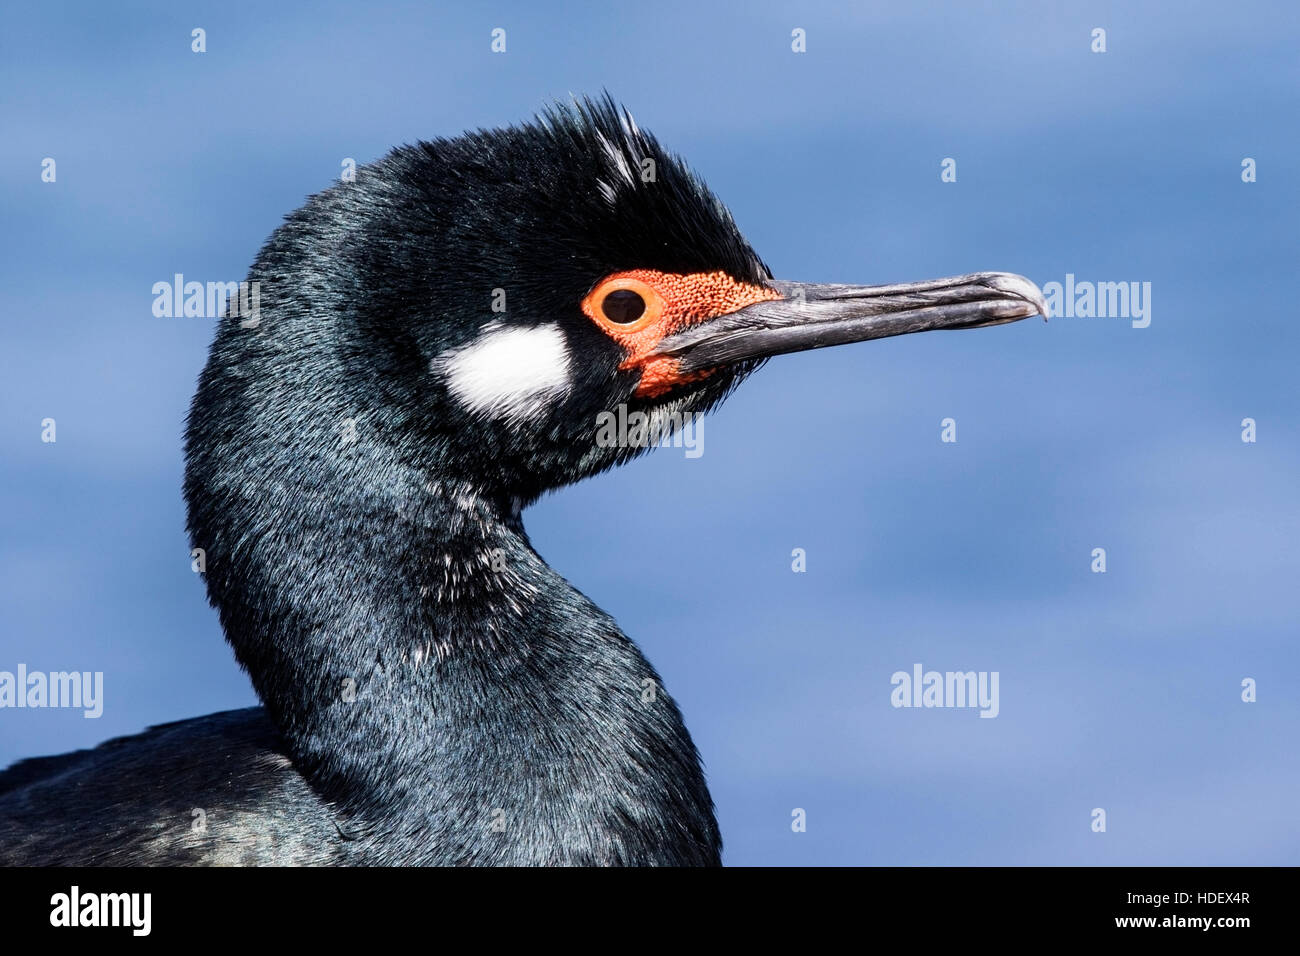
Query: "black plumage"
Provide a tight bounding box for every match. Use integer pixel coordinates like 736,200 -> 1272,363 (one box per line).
1,96 -> 1046,866
2,97 -> 750,865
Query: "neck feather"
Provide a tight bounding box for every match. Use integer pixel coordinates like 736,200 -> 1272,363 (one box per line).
189,445 -> 720,864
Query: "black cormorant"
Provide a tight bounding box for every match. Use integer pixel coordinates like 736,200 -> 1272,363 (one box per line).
0,97 -> 1046,865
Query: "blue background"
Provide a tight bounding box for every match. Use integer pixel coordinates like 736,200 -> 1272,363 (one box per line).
2,1 -> 1296,865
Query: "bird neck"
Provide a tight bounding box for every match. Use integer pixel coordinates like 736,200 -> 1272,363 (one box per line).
207,468 -> 719,863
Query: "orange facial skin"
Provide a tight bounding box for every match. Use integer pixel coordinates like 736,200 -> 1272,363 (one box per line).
581,270 -> 783,398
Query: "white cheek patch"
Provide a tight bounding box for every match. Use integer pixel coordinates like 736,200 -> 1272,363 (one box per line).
434,323 -> 572,422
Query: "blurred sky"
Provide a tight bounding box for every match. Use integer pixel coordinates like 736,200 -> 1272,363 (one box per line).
1,0 -> 1297,865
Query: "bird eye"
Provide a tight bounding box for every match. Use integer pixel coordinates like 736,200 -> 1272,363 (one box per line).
581,274 -> 664,334
601,289 -> 646,324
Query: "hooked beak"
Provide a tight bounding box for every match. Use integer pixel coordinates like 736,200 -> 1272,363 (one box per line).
650,272 -> 1048,374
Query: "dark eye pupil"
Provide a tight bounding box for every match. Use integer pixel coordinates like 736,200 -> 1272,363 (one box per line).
601,289 -> 646,324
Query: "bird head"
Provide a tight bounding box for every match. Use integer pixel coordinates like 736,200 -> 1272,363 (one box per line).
192,96 -> 1046,513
